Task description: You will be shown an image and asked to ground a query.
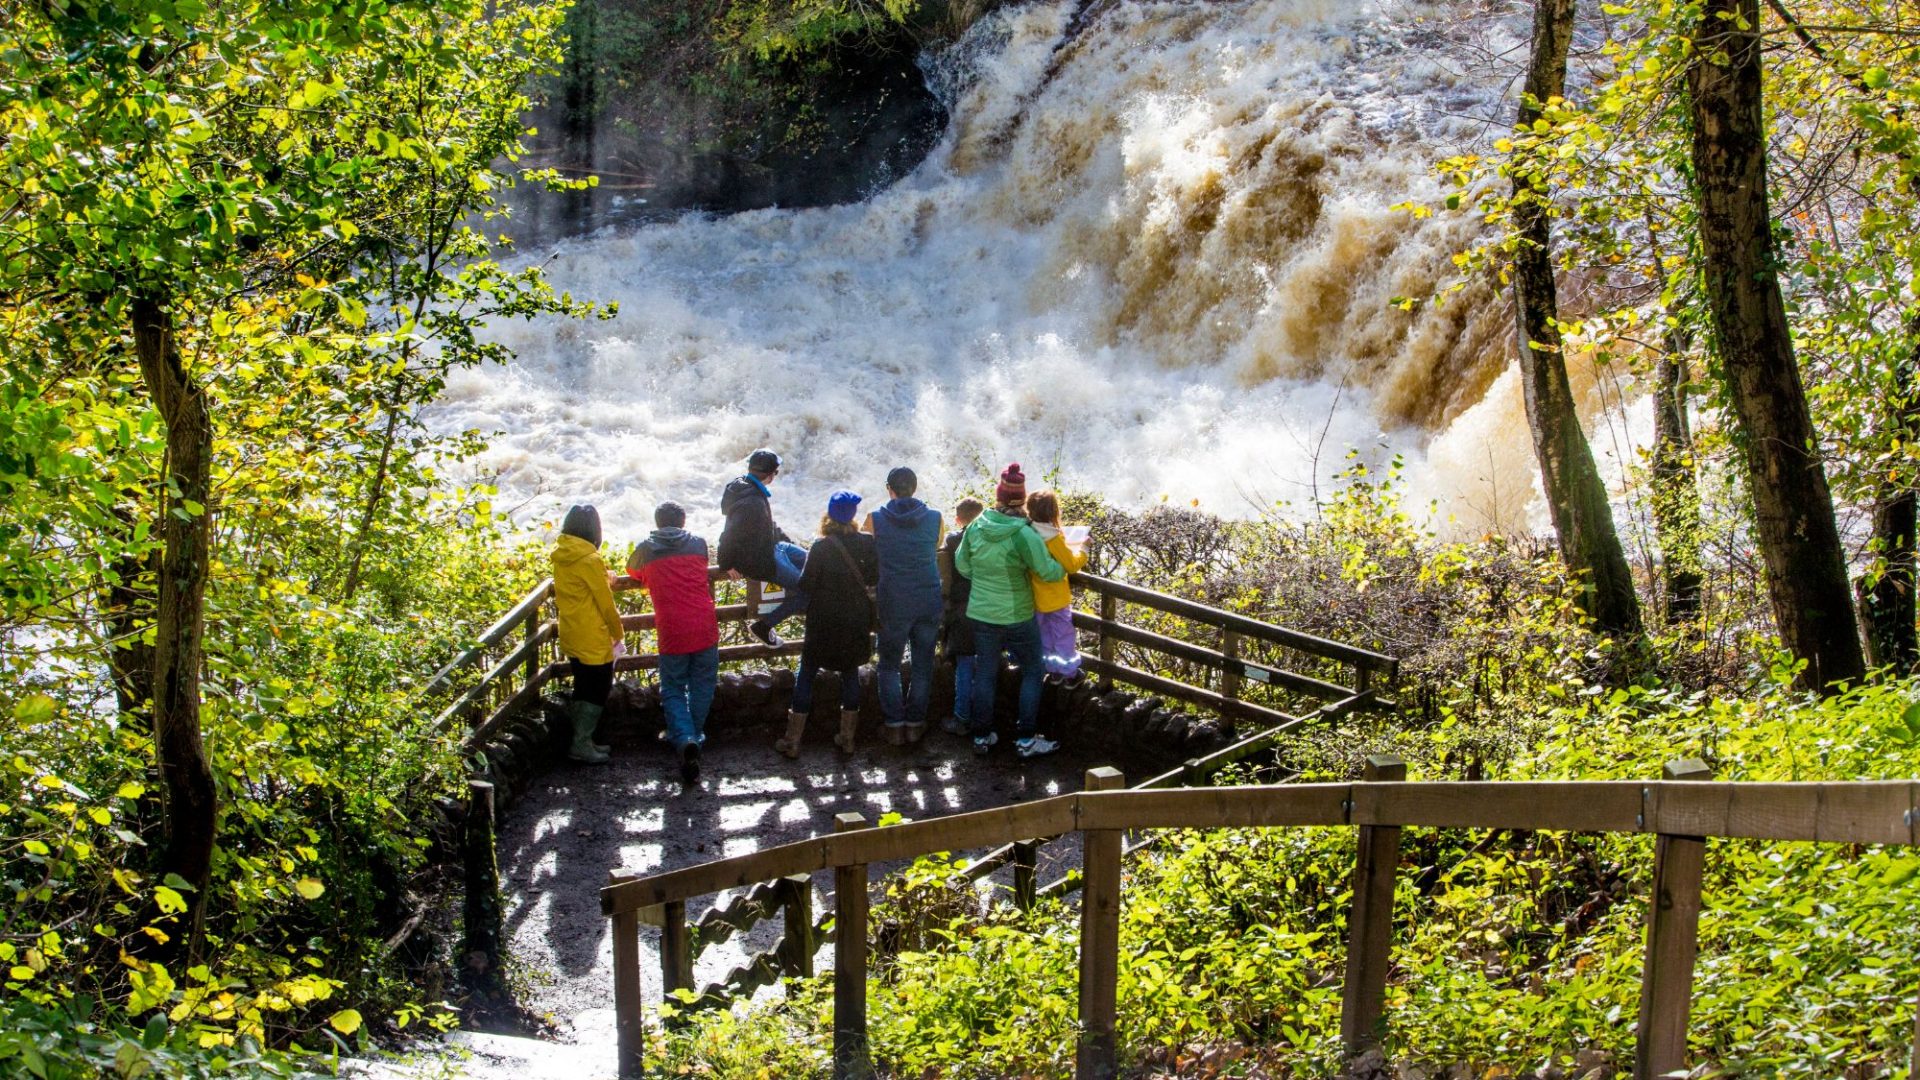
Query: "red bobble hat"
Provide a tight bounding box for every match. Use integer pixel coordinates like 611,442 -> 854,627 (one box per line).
996,463 -> 1027,506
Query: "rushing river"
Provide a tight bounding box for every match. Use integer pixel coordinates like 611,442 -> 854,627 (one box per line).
440,0 -> 1643,541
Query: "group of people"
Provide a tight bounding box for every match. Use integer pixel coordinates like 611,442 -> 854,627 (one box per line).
548,449 -> 1088,784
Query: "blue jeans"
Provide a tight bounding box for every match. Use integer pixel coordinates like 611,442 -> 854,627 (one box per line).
793,662 -> 862,713
763,541 -> 809,627
877,612 -> 940,726
953,655 -> 975,724
659,646 -> 719,751
969,618 -> 1044,738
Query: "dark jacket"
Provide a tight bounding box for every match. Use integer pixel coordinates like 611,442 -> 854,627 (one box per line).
798,531 -> 879,673
717,475 -> 792,583
871,497 -> 943,622
626,529 -> 719,656
940,528 -> 975,658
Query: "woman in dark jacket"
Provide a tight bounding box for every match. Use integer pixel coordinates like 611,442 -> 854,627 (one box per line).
776,492 -> 879,757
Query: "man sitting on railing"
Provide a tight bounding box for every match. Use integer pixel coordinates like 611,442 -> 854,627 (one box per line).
627,501 -> 720,785
718,448 -> 807,648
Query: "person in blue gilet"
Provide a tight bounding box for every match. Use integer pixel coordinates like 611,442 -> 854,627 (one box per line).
865,466 -> 944,744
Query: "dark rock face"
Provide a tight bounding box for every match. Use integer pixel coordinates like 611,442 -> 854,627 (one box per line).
508,20 -> 947,243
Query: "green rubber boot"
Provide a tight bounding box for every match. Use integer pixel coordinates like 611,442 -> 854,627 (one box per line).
569,700 -> 610,764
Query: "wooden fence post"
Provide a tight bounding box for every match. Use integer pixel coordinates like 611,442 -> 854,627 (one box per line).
1097,591 -> 1117,689
1220,629 -> 1242,702
780,874 -> 816,978
1012,840 -> 1037,912
661,899 -> 692,1008
1636,758 -> 1713,1078
609,871 -> 644,1078
1340,754 -> 1405,1055
1077,767 -> 1126,1080
462,781 -> 504,996
834,813 -> 873,1080
523,601 -> 540,686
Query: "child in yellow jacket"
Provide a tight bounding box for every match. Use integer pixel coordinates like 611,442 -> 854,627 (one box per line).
1025,491 -> 1087,683
551,504 -> 624,764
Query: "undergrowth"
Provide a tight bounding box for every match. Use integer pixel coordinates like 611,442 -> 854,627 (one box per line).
647,472 -> 1920,1078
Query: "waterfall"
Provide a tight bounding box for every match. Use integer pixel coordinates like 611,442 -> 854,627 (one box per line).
441,0 -> 1632,540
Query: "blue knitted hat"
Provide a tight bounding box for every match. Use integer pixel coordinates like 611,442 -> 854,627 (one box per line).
826,491 -> 862,524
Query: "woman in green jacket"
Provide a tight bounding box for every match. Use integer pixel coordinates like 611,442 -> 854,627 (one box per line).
953,464 -> 1064,759
552,504 -> 624,764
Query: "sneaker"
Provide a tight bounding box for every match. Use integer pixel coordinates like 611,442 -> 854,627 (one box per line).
1060,671 -> 1085,690
748,619 -> 782,649
680,744 -> 701,785
972,732 -> 998,756
941,715 -> 971,737
1015,735 -> 1059,759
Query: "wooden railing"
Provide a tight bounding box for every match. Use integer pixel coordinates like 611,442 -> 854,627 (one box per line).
1070,572 -> 1398,727
420,568 -> 1397,756
624,572 -> 1402,1012
600,763 -> 1920,1078
420,570 -> 789,752
422,565 -> 1408,1016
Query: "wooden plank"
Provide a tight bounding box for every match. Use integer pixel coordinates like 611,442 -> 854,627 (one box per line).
1012,840 -> 1038,911
834,814 -> 873,1080
614,639 -> 804,674
1072,614 -> 1356,704
779,875 -> 816,979
1649,780 -> 1918,845
1340,755 -> 1405,1055
423,580 -> 555,695
462,661 -> 565,751
433,625 -> 557,734
1636,759 -> 1712,1079
1071,573 -> 1398,675
622,602 -> 756,633
1076,784 -> 1350,832
1354,781 -> 1648,834
1220,629 -> 1242,702
1097,591 -> 1117,688
1077,768 -> 1126,1080
1077,655 -> 1299,729
662,900 -> 692,1004
609,871 -> 644,1078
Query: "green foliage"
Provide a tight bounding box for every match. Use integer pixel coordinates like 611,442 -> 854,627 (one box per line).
0,0 -> 599,1069
549,0 -> 925,167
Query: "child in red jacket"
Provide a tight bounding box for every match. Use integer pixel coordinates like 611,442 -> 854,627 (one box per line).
628,502 -> 720,784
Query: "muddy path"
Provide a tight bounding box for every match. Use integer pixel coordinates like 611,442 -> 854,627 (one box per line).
495,722 -> 1117,1047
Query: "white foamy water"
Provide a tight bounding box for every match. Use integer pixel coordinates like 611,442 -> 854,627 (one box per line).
438,0 -> 1635,541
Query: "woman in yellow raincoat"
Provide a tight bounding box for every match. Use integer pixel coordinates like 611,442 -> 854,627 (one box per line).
552,504 -> 624,763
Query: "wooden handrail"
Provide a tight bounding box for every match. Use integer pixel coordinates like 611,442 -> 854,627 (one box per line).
602,778 -> 1920,915
1070,572 -> 1398,679
603,771 -> 1920,1078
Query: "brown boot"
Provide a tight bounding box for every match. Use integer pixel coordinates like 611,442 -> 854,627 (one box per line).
774,709 -> 807,759
834,709 -> 859,753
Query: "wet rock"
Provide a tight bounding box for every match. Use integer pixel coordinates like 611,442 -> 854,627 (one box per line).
1184,717 -> 1224,752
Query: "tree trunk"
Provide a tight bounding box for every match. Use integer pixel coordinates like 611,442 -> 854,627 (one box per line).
1687,0 -> 1864,693
1510,0 -> 1643,640
1651,331 -> 1703,624
1858,336 -> 1918,672
340,405 -> 401,604
131,291 -> 219,956
104,502 -> 158,732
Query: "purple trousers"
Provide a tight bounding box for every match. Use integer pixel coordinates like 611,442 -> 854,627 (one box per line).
1034,607 -> 1081,677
